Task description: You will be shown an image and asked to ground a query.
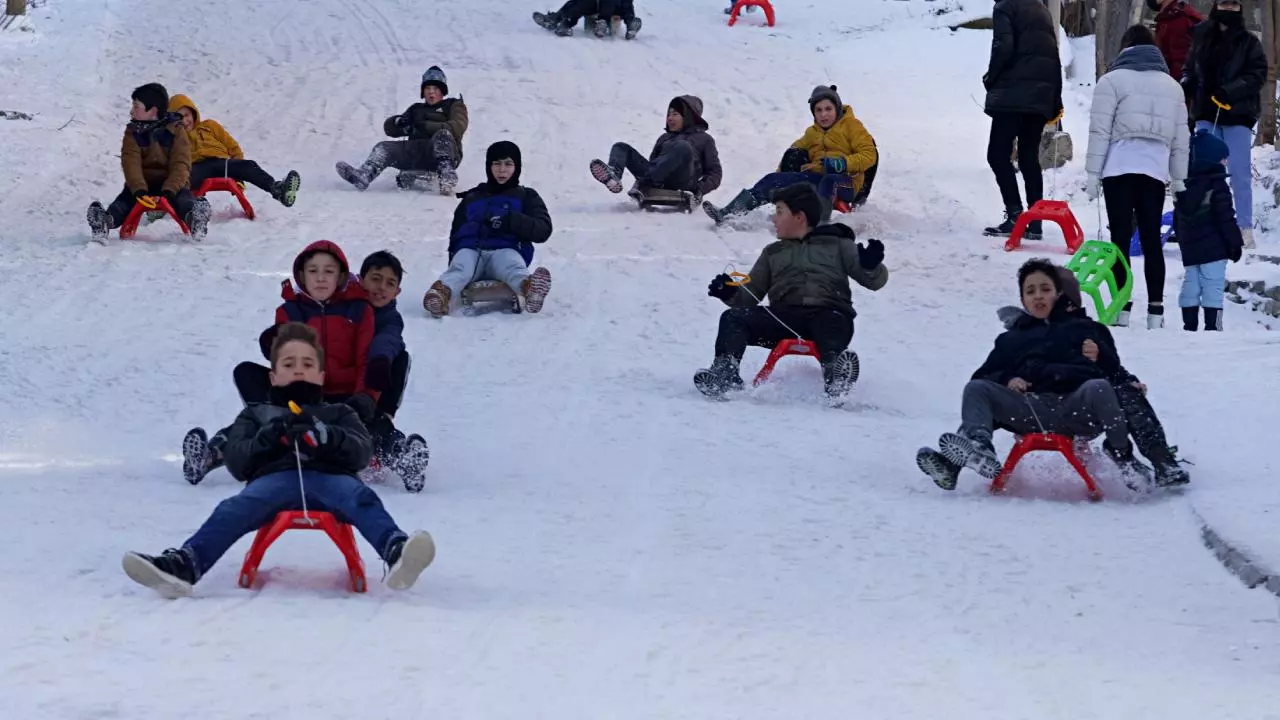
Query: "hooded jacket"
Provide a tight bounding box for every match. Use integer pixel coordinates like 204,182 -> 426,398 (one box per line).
448,141 -> 552,264
1153,0 -> 1203,81
790,96 -> 878,193
168,95 -> 244,164
1172,137 -> 1244,266
983,0 -> 1063,119
384,96 -> 470,163
223,382 -> 373,482
1182,11 -> 1268,126
726,222 -> 888,315
1085,45 -> 1190,188
973,297 -> 1111,394
122,113 -> 191,195
650,95 -> 723,196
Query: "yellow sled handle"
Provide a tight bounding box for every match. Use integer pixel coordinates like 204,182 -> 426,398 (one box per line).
288,401 -> 303,415
1212,96 -> 1232,111
726,272 -> 751,287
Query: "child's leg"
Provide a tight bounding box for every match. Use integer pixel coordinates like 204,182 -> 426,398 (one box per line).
233,361 -> 273,405
1221,124 -> 1254,229
1113,382 -> 1173,463
1178,265 -> 1202,331
302,471 -> 407,561
437,248 -> 481,297
170,188 -> 196,218
189,159 -> 221,192
1201,259 -> 1227,330
181,471 -> 299,578
223,159 -> 279,192
486,248 -> 533,294
376,351 -> 411,418
105,186 -> 137,228
607,142 -> 652,182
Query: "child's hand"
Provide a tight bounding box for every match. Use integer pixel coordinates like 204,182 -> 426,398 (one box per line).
1007,377 -> 1030,393
1082,339 -> 1099,362
1131,381 -> 1147,395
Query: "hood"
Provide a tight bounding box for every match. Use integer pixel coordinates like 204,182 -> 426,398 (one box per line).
1155,1 -> 1202,21
669,95 -> 709,130
168,94 -> 200,123
484,140 -> 522,189
286,240 -> 357,299
996,295 -> 1077,329
1107,44 -> 1169,73
807,85 -> 845,122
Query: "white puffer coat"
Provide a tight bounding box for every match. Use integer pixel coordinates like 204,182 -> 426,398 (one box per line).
1086,45 -> 1190,189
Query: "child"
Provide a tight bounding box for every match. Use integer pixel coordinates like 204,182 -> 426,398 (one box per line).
357,250 -> 430,492
1174,130 -> 1244,331
423,141 -> 553,317
169,94 -> 301,207
589,96 -> 722,204
695,182 -> 887,400
127,323 -> 435,597
336,66 -> 468,195
534,0 -> 641,39
87,83 -> 212,242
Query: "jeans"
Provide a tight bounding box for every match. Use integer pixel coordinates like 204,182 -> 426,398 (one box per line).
439,248 -> 529,297
987,112 -> 1045,211
608,140 -> 696,191
959,379 -> 1130,450
182,469 -> 407,575
750,171 -> 853,204
1102,173 -> 1168,302
1194,121 -> 1253,227
1178,259 -> 1228,309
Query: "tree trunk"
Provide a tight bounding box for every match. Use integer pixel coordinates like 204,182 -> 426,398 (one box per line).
5,0 -> 26,16
1096,0 -> 1110,78
1262,0 -> 1280,148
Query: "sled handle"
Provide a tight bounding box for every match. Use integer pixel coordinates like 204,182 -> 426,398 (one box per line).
726,272 -> 751,287
136,195 -> 158,210
288,401 -> 303,415
1212,96 -> 1232,111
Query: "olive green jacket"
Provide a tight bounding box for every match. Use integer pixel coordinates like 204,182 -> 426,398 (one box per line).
728,223 -> 888,313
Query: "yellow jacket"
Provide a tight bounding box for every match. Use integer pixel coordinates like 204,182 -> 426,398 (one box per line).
169,94 -> 244,163
790,105 -> 877,192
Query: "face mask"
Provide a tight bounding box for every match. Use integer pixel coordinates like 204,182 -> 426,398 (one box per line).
1211,6 -> 1245,27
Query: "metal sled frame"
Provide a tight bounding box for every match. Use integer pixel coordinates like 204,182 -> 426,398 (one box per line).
635,188 -> 698,213
460,280 -> 522,315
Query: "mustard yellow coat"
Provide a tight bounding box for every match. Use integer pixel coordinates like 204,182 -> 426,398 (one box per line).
169,94 -> 244,163
790,105 -> 877,192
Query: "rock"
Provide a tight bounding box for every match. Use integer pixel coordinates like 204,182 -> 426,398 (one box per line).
0,110 -> 34,121
1267,285 -> 1280,302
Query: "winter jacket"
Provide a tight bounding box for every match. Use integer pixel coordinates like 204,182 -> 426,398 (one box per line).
790,106 -> 878,193
448,182 -> 552,265
728,222 -> 888,316
384,97 -> 470,163
122,114 -> 191,195
1154,1 -> 1203,82
1085,45 -> 1190,188
1173,165 -> 1244,266
973,300 -> 1111,395
222,385 -> 373,482
167,95 -> 244,164
650,95 -> 723,196
999,304 -> 1139,386
258,241 -> 376,399
369,300 -> 405,362
983,0 -> 1063,120
1183,16 -> 1268,127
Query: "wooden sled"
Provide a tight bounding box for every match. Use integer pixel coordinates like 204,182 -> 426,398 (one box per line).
460,280 -> 521,316
633,187 -> 699,213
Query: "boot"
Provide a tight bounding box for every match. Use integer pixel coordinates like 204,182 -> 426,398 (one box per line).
1181,306 -> 1199,331
1025,220 -> 1043,240
392,433 -> 430,493
624,16 -> 642,39
694,356 -> 745,398
702,189 -> 759,225
1204,306 -> 1223,331
1146,303 -> 1164,329
271,170 -> 301,207
395,170 -> 439,193
437,161 -> 459,196
554,20 -> 574,36
822,350 -> 860,399
982,207 -> 1023,238
1242,226 -> 1255,249
532,10 -> 559,29
938,430 -> 1003,479
592,17 -> 608,37
1103,439 -> 1155,491
181,427 -> 226,485
87,201 -> 113,243
336,145 -> 390,191
122,547 -> 200,597
1114,301 -> 1133,327
916,447 -> 963,491
187,197 -> 212,242
590,159 -> 623,193
423,281 -> 451,318
520,267 -> 552,313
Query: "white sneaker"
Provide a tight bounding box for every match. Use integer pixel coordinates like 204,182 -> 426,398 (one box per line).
1146,314 -> 1164,329
1242,227 -> 1256,249
1114,310 -> 1131,327
385,532 -> 436,590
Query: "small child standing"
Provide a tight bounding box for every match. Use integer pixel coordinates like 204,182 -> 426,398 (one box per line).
1173,131 -> 1244,331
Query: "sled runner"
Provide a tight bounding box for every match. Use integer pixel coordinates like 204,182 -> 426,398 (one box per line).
239,511 -> 368,592
460,280 -> 522,315
633,187 -> 699,213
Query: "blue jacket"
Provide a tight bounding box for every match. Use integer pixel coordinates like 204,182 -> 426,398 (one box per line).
1173,166 -> 1244,266
369,299 -> 405,362
448,182 -> 552,265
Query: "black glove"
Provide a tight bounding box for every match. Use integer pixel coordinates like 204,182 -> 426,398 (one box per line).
253,415 -> 291,450
161,190 -> 178,205
857,239 -> 884,270
395,114 -> 411,130
1230,246 -> 1243,263
779,147 -> 809,173
284,411 -> 330,450
707,273 -> 737,301
488,213 -> 511,232
345,391 -> 378,421
133,189 -> 150,200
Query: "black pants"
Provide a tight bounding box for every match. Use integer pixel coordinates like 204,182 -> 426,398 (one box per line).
1115,381 -> 1172,463
1102,173 -> 1166,303
553,0 -> 599,23
190,158 -> 277,194
105,183 -> 195,227
373,130 -> 456,173
987,112 -> 1044,212
714,306 -> 854,364
598,0 -> 636,20
376,352 -> 411,418
609,140 -> 696,192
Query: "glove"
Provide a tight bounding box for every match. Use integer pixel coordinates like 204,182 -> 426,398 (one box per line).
779,147 -> 809,173
253,415 -> 291,450
1230,246 -> 1243,263
285,412 -> 330,450
857,239 -> 885,270
707,273 -> 737,301
1084,177 -> 1100,200
488,213 -> 511,232
345,391 -> 378,421
395,114 -> 411,130
161,190 -> 178,205
364,357 -> 393,393
821,156 -> 847,175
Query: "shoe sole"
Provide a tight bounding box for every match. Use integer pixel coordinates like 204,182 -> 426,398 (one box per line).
701,201 -> 724,225
122,552 -> 193,598
523,267 -> 552,313
938,432 -> 1003,480
590,160 -> 622,193
916,447 -> 959,491
398,437 -> 430,493
189,200 -> 211,242
423,290 -> 449,318
182,428 -> 208,485
280,171 -> 300,207
386,532 -> 436,590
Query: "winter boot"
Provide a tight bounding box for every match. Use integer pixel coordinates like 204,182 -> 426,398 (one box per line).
271,170 -> 301,207
532,10 -> 559,29
393,433 -> 430,493
87,201 -> 113,243
702,189 -> 759,225
694,356 -> 745,399
916,447 -> 963,490
437,162 -> 459,196
554,20 -> 574,36
1204,306 -> 1223,331
336,145 -> 390,191
1242,226 -> 1255,250
383,531 -> 436,590
423,281 -> 451,318
1103,439 -> 1155,491
1146,303 -> 1164,329
1025,220 -> 1043,240
1114,301 -> 1133,327
1181,306 -> 1199,331
589,159 -> 623,193
122,547 -> 200,598
181,427 -> 226,485
624,16 -> 642,39
187,197 -> 212,242
982,207 -> 1024,238
592,17 -> 608,37
938,430 -> 1003,479
395,170 -> 440,193
521,267 -> 553,313
822,350 -> 860,399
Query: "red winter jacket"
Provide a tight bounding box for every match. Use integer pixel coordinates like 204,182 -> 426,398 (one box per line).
1155,1 -> 1203,83
259,240 -> 376,400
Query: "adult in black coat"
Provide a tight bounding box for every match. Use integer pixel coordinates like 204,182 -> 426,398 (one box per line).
981,0 -> 1064,240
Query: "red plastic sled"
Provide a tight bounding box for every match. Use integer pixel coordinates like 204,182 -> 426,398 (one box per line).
119,197 -> 190,239
1004,200 -> 1083,254
238,511 -> 367,592
990,432 -> 1101,501
728,0 -> 775,26
753,338 -> 822,386
195,177 -> 255,220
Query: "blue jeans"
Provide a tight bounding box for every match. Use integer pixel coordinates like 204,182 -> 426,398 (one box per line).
1194,122 -> 1253,227
1178,259 -> 1228,309
438,247 -> 529,297
183,470 -> 406,576
750,171 -> 854,203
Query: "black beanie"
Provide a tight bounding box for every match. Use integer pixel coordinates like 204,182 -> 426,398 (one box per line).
485,140 -> 522,187
771,182 -> 823,229
131,83 -> 169,115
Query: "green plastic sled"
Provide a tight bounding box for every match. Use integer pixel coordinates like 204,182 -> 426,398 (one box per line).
1065,240 -> 1132,326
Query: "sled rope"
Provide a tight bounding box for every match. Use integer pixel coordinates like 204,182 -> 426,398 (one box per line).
1025,394 -> 1048,434
725,266 -> 803,340
288,401 -> 315,525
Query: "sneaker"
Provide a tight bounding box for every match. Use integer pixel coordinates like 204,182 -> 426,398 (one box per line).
589,159 -> 623,193
423,281 -> 451,318
982,209 -> 1021,238
122,548 -> 198,598
393,434 -> 430,493
274,170 -> 301,207
1146,312 -> 1164,330
187,197 -> 212,241
1103,440 -> 1155,491
384,531 -> 436,590
916,447 -> 962,490
1114,302 -> 1133,328
938,431 -> 1003,479
823,350 -> 860,399
87,201 -> 111,243
182,427 -> 210,485
521,267 -> 552,313
624,16 -> 642,39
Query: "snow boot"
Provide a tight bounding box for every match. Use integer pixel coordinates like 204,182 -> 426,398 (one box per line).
916,447 -> 963,490
521,267 -> 553,313
1103,440 -> 1155,491
1204,306 -> 1222,331
694,356 -> 745,399
938,431 -> 1003,480
423,280 -> 451,318
1181,306 -> 1199,331
271,170 -> 301,207
187,197 -> 212,242
395,170 -> 440,193
983,207 -> 1041,239
589,159 -> 623,193
336,145 -> 389,191
122,547 -> 199,598
87,201 -> 112,243
437,163 -> 459,196
591,17 -> 608,37
532,10 -> 558,29
384,531 -> 436,590
823,350 -> 860,399
393,433 -> 430,493
703,189 -> 759,225
624,16 -> 642,39
181,427 -> 225,485
554,21 -> 574,36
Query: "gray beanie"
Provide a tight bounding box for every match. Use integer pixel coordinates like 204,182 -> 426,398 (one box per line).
807,85 -> 844,120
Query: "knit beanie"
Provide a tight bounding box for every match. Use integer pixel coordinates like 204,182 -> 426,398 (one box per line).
771,182 -> 823,229
807,84 -> 844,120
485,140 -> 522,187
131,83 -> 170,115
421,66 -> 448,96
1189,130 -> 1229,174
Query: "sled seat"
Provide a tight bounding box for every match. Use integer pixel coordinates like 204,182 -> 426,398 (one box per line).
195,177 -> 255,220
239,510 -> 367,592
728,0 -> 775,26
990,433 -> 1101,501
753,338 -> 821,386
1004,200 -> 1083,254
120,197 -> 189,239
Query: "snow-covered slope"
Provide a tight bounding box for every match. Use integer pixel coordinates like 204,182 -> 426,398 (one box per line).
1,1 -> 1278,718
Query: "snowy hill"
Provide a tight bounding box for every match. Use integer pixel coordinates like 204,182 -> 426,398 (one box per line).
1,1 -> 1278,717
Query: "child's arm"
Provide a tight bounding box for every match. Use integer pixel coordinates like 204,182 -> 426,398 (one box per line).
121,131 -> 147,195
1211,184 -> 1245,260
507,188 -> 553,244
383,105 -> 416,138
365,310 -> 404,394
1085,76 -> 1119,186
841,117 -> 877,174
839,237 -> 889,291
314,404 -> 374,473
447,195 -> 469,259
222,408 -> 287,482
162,127 -> 192,196
444,98 -> 469,142
698,135 -> 723,196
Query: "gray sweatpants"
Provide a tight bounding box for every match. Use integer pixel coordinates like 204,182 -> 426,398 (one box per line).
438,248 -> 529,297
959,379 -> 1130,450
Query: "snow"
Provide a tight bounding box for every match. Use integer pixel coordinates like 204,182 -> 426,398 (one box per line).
2,0 -> 1279,717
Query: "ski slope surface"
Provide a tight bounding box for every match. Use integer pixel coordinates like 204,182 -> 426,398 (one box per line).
1,1 -> 1278,718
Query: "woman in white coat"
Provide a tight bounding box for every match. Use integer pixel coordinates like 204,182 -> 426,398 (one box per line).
1086,25 -> 1191,329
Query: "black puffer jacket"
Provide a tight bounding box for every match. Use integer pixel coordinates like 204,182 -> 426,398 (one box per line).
223,384 -> 373,482
1173,165 -> 1244,265
973,300 -> 1111,394
983,0 -> 1063,119
1182,16 -> 1268,127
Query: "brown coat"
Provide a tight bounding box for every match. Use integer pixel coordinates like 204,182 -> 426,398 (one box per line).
121,116 -> 191,195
